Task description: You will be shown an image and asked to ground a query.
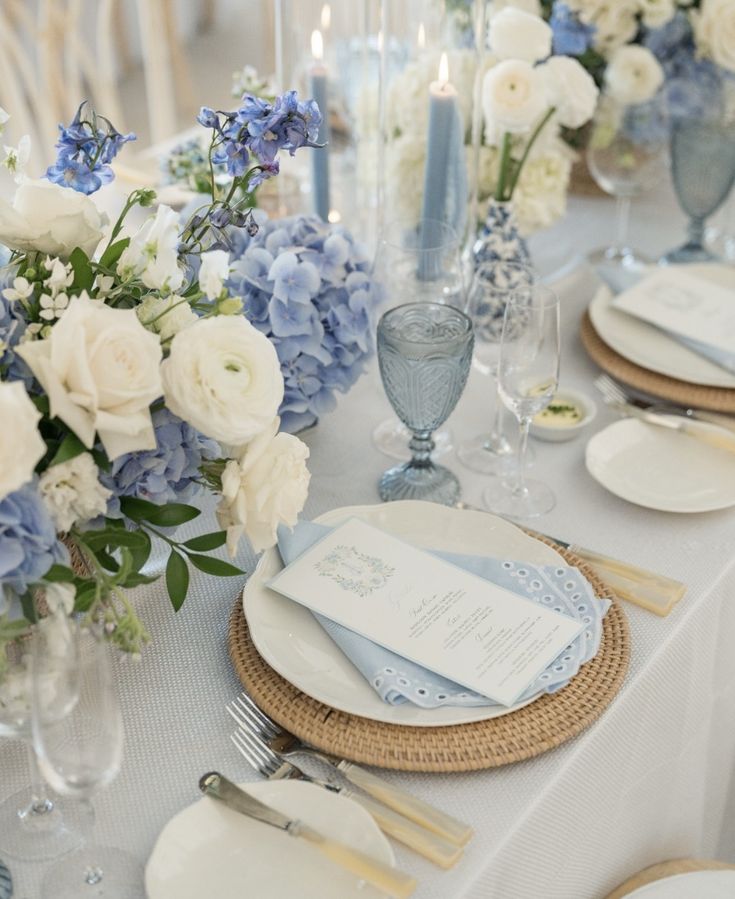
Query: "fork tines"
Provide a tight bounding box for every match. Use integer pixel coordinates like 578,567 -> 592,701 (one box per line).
230,725 -> 282,778
226,692 -> 279,740
593,373 -> 627,406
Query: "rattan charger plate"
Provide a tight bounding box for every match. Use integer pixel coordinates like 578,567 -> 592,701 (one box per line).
580,311 -> 735,413
228,540 -> 630,773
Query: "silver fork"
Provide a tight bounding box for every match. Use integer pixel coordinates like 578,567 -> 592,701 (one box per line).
227,693 -> 473,847
230,726 -> 462,868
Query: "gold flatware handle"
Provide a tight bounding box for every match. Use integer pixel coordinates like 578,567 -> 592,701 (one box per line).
680,421 -> 735,454
338,762 -> 473,847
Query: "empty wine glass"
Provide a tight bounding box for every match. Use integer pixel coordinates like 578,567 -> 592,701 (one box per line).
31,624 -> 144,898
483,286 -> 560,520
457,261 -> 535,475
377,302 -> 473,505
586,91 -> 669,274
371,218 -> 465,461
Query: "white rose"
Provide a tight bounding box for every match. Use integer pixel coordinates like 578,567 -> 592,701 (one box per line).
593,2 -> 639,52
137,294 -> 197,342
38,452 -> 111,532
216,419 -> 310,556
199,249 -> 230,300
605,46 -> 665,105
0,179 -> 106,259
692,0 -> 735,74
488,0 -> 542,19
541,56 -> 599,128
0,381 -> 45,500
638,0 -> 677,29
161,315 -> 284,446
488,8 -> 552,64
117,204 -> 184,294
483,60 -> 548,135
17,293 -> 163,460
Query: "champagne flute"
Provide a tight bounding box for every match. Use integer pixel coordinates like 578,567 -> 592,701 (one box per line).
483,286 -> 560,519
31,624 -> 144,898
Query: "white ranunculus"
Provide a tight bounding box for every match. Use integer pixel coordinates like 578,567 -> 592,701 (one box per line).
117,204 -> 184,294
0,381 -> 45,500
593,1 -> 639,52
38,452 -> 112,532
17,293 -> 163,460
483,59 -> 548,134
488,8 -> 552,64
161,315 -> 284,446
0,179 -> 106,259
199,249 -> 230,300
541,56 -> 599,128
692,0 -> 735,73
638,0 -> 677,29
605,46 -> 665,105
137,294 -> 197,342
216,419 -> 310,556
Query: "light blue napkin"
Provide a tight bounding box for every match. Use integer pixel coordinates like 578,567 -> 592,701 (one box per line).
666,333 -> 735,375
277,521 -> 610,709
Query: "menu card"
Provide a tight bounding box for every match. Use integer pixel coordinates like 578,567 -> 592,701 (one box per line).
612,269 -> 735,354
267,519 -> 584,707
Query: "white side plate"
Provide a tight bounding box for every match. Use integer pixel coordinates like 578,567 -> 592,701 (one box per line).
624,870 -> 735,899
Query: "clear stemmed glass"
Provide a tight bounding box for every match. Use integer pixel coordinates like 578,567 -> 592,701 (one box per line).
31,624 -> 144,898
661,114 -> 735,264
586,91 -> 669,275
483,286 -> 560,520
371,218 -> 465,461
377,302 -> 474,506
0,592 -> 86,862
457,261 -> 535,476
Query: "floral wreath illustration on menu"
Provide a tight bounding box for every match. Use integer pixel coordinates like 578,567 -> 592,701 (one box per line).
316,545 -> 396,598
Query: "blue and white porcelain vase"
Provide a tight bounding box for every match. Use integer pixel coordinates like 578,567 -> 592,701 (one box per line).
472,199 -> 531,270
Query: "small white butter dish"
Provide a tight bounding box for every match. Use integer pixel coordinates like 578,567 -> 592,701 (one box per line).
530,388 -> 597,442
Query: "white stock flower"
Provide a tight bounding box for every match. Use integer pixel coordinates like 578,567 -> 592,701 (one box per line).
483,59 -> 548,135
692,0 -> 735,73
2,276 -> 33,302
43,257 -> 73,296
38,452 -> 111,532
0,179 -> 106,259
137,293 -> 197,342
488,0 -> 542,19
541,56 -> 599,128
488,7 -> 552,64
17,293 -> 163,460
199,249 -> 230,300
638,0 -> 677,28
44,582 -> 76,615
117,204 -> 184,293
605,45 -> 665,104
217,419 -> 310,556
0,381 -> 45,500
3,135 -> 31,181
161,315 -> 284,446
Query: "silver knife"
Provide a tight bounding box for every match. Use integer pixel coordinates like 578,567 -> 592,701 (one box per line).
199,773 -> 417,899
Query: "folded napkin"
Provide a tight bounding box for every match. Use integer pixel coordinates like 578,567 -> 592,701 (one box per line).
666,333 -> 735,375
277,521 -> 610,709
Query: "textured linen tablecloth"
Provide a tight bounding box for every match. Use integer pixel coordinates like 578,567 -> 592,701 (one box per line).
4,188 -> 735,899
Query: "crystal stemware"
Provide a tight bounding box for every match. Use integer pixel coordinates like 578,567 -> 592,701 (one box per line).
483,286 -> 560,520
377,302 -> 473,505
31,624 -> 144,898
586,91 -> 669,274
371,218 -> 465,461
457,261 -> 535,476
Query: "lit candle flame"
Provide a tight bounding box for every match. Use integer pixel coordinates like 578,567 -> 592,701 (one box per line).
417,23 -> 426,49
438,52 -> 449,86
311,29 -> 324,61
321,3 -> 331,31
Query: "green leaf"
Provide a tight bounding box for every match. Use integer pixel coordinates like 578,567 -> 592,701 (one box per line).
119,496 -> 161,523
49,431 -> 86,468
187,554 -> 243,577
95,549 -> 120,572
19,592 -> 38,623
166,550 -> 189,612
122,572 -> 160,588
73,581 -> 97,612
129,528 -> 152,573
0,616 -> 31,640
119,497 -> 200,528
32,395 -> 50,416
98,237 -> 129,270
70,247 -> 94,291
183,531 -> 227,552
43,564 -> 76,583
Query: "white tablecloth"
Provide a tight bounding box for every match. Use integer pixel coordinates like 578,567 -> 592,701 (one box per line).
3,187 -> 735,899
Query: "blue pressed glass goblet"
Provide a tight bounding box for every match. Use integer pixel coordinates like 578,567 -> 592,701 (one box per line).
377,302 -> 473,505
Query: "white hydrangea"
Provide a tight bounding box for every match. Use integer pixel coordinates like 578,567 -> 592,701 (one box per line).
137,293 -> 198,343
692,0 -> 735,74
38,452 -> 112,533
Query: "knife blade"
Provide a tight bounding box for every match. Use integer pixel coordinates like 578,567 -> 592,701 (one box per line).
199,773 -> 417,899
613,401 -> 735,454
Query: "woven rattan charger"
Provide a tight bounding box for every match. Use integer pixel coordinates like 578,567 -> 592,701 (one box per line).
228,538 -> 630,773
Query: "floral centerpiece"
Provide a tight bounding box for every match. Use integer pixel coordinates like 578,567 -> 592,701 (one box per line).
0,89 -> 322,658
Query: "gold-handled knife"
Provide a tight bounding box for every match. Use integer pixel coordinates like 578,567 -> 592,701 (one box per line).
613,401 -> 735,455
199,773 -> 417,899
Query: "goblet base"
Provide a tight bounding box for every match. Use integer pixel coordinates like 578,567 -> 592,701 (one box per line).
372,419 -> 453,461
660,241 -> 718,265
0,786 -> 88,862
482,478 -> 555,520
379,461 -> 460,506
457,433 -> 534,475
41,845 -> 144,898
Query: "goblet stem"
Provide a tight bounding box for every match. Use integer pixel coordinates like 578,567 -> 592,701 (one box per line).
687,215 -> 706,252
513,417 -> 531,499
408,430 -> 435,467
19,741 -> 53,821
613,196 -> 631,256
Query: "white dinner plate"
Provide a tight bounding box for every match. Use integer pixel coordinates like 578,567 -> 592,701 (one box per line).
145,780 -> 394,899
243,501 -> 564,727
624,870 -> 735,898
586,418 -> 735,513
588,264 -> 735,389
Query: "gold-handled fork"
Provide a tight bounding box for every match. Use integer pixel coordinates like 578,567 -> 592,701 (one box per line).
226,693 -> 473,847
230,726 -> 463,869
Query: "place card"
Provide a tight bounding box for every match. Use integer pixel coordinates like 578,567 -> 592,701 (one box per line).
611,268 -> 735,354
267,519 -> 584,707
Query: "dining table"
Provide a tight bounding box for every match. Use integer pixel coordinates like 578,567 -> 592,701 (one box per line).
3,180 -> 735,899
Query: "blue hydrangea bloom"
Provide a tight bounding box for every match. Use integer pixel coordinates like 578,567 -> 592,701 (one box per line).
549,3 -> 596,56
0,483 -> 68,593
226,215 -> 382,434
101,408 -> 220,512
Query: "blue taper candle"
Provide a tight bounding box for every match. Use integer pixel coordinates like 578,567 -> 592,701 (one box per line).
310,29 -> 331,222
